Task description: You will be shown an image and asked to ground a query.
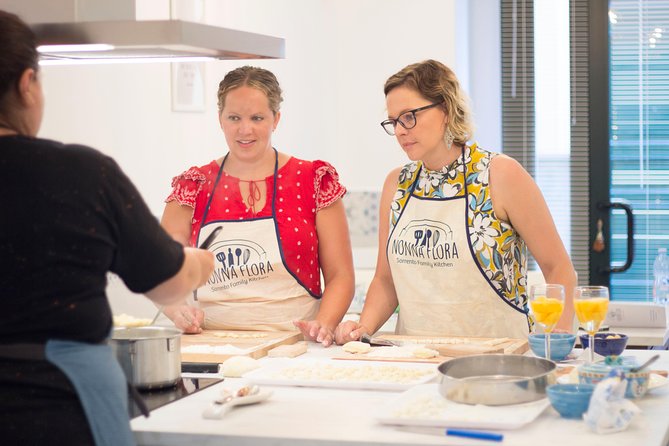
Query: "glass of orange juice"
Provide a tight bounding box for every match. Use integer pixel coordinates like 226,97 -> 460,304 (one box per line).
529,284 -> 565,360
574,285 -> 610,363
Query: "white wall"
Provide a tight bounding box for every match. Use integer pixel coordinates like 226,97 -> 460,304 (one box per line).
38,0 -> 462,215
32,0 -> 502,316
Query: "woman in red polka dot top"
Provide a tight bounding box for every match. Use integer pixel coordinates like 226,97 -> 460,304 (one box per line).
161,66 -> 354,347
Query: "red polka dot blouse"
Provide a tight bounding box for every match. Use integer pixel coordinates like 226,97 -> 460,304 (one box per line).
166,156 -> 346,297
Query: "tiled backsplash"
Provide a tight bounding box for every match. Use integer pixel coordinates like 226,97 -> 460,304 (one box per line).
343,190 -> 380,248
343,191 -> 381,313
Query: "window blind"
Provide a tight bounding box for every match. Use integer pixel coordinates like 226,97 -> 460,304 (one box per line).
608,0 -> 669,301
500,0 -> 591,285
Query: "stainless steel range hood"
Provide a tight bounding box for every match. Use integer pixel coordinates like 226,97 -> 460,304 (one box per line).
4,0 -> 285,63
33,20 -> 285,62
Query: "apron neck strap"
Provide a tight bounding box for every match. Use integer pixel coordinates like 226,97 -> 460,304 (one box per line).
200,148 -> 279,226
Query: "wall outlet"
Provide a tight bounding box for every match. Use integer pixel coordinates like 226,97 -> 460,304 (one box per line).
604,301 -> 667,328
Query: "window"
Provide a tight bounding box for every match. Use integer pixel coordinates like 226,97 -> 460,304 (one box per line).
501,0 -> 669,301
608,0 -> 669,301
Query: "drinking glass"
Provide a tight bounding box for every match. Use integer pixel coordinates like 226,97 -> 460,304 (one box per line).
528,284 -> 565,361
574,286 -> 610,363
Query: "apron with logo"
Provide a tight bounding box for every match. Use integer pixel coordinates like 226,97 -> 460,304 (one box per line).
387,149 -> 530,338
194,149 -> 319,330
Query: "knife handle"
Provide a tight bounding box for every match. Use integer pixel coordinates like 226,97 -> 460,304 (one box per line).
199,226 -> 223,249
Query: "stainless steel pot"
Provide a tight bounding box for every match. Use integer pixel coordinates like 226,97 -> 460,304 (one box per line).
111,326 -> 182,390
438,354 -> 556,406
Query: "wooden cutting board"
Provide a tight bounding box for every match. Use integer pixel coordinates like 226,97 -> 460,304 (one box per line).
333,335 -> 528,363
380,335 -> 529,355
180,330 -> 303,363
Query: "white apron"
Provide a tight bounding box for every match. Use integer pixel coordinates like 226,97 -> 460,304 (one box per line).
387,150 -> 529,338
194,149 -> 319,330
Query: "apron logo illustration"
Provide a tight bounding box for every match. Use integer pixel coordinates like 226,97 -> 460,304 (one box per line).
207,239 -> 274,287
392,219 -> 460,263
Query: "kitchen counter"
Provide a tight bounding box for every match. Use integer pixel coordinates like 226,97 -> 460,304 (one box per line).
131,347 -> 669,446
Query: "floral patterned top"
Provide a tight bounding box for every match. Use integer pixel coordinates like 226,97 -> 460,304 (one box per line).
390,143 -> 530,317
166,156 -> 346,297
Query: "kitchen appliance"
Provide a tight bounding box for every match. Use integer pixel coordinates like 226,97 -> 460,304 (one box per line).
111,326 -> 182,390
128,376 -> 221,418
3,0 -> 284,62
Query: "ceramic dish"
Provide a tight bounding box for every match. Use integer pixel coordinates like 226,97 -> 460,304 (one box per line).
202,388 -> 272,419
546,383 -> 595,419
528,333 -> 577,361
578,359 -> 649,398
244,359 -> 438,391
579,332 -> 628,356
557,364 -> 668,393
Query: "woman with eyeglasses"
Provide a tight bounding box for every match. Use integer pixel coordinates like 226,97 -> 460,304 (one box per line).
0,11 -> 215,445
335,59 -> 576,343
160,66 -> 354,347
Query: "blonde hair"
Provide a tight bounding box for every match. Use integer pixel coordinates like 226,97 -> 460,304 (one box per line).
383,59 -> 474,144
217,66 -> 283,115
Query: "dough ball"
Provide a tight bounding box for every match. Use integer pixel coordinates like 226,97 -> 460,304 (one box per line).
113,313 -> 152,327
219,356 -> 260,377
342,341 -> 371,354
412,347 -> 439,359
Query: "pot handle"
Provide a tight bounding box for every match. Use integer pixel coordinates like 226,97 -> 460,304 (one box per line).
167,338 -> 177,352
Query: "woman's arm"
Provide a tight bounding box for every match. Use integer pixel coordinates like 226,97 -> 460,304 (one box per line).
295,199 -> 355,346
335,169 -> 401,344
159,201 -> 206,332
161,201 -> 195,247
489,155 -> 578,332
144,247 -> 214,306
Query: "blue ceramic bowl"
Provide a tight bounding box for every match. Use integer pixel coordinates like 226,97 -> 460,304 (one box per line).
546,383 -> 595,419
577,357 -> 650,399
528,333 -> 577,361
579,332 -> 628,356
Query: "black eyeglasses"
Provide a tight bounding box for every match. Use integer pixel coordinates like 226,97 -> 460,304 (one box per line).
380,101 -> 444,135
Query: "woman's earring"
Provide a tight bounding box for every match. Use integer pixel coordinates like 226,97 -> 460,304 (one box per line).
444,127 -> 454,150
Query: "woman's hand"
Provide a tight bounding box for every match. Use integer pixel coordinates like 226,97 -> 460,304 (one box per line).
293,320 -> 335,347
163,304 -> 204,334
334,320 -> 369,345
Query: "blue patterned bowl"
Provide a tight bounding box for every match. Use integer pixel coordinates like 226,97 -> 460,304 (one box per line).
577,357 -> 650,399
546,383 -> 595,419
528,333 -> 576,361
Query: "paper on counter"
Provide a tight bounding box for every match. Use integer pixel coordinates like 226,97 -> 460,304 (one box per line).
377,384 -> 549,430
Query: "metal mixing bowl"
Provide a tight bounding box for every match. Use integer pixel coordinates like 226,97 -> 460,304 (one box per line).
438,354 -> 556,406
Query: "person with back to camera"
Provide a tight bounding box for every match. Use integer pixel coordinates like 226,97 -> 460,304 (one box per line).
335,59 -> 577,344
0,11 -> 215,446
160,66 -> 355,347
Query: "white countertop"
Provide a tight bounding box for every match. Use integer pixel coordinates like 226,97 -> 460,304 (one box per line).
131,346 -> 669,446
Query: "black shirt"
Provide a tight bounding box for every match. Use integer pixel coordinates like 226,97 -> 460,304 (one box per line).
0,135 -> 184,343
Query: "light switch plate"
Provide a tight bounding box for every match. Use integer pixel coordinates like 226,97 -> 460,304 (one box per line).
171,62 -> 205,112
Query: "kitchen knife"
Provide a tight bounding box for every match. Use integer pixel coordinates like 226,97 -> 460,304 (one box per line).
359,333 -> 401,347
